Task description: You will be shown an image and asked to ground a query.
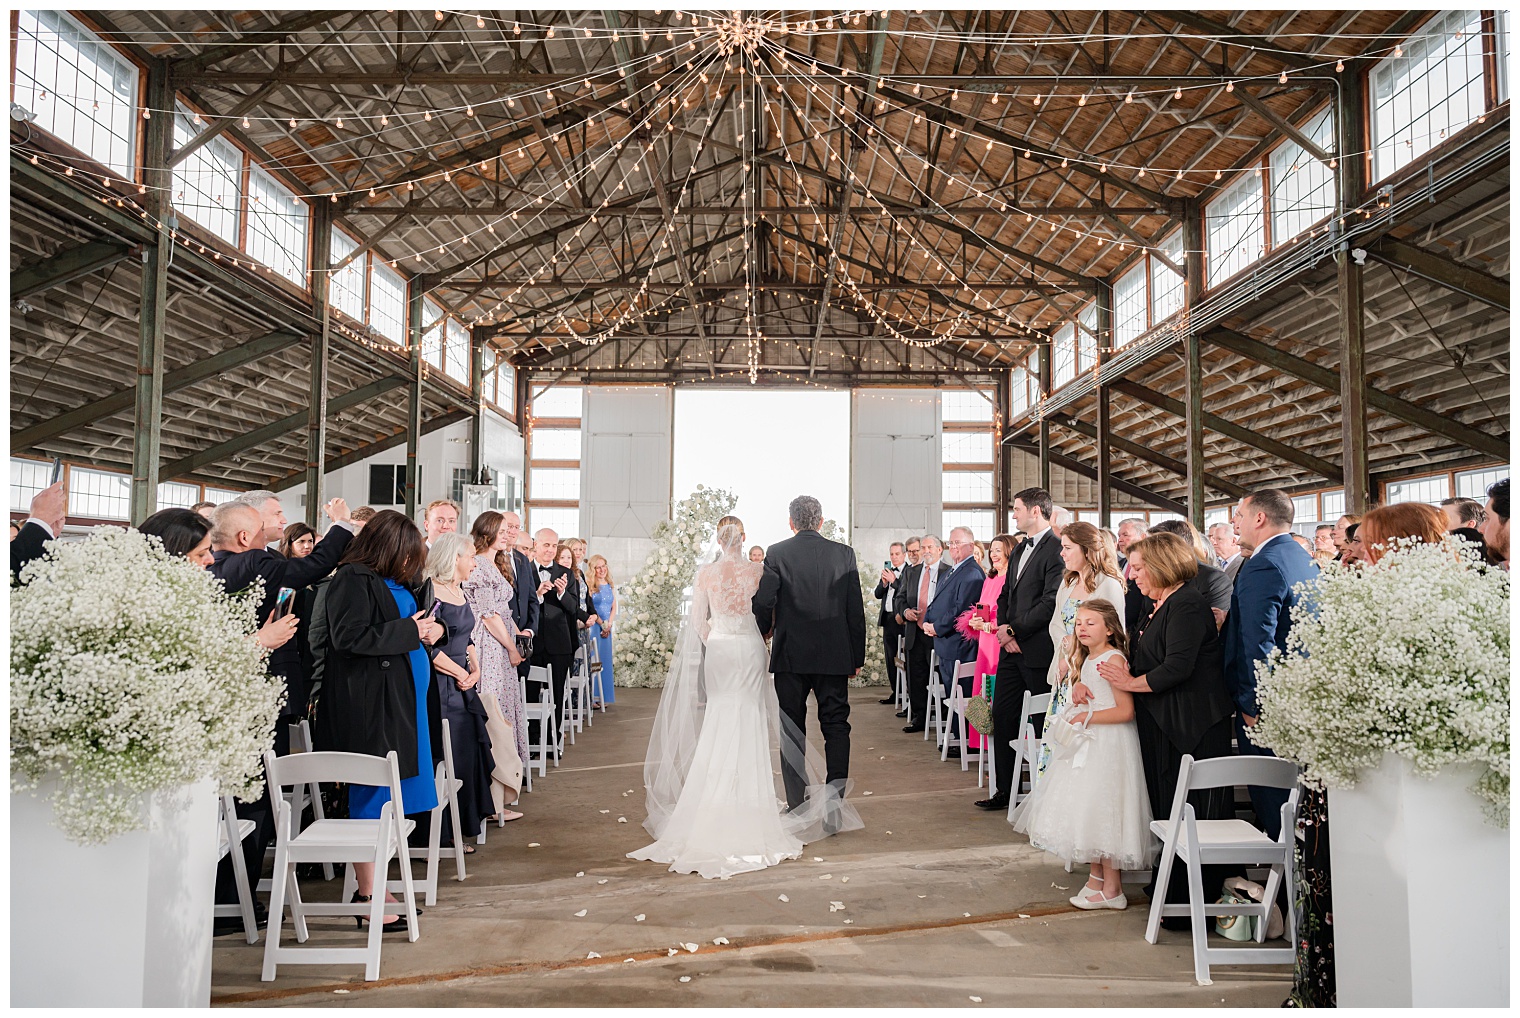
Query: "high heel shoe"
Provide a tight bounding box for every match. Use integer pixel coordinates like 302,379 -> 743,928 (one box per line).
351,892 -> 415,932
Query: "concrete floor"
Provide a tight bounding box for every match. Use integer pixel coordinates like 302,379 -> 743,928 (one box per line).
212,686 -> 1291,1007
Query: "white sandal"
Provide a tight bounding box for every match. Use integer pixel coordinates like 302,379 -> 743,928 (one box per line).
1070,886 -> 1128,911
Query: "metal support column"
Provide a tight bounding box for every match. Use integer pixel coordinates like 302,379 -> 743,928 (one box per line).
130,59 -> 174,524
1337,73 -> 1371,512
994,369 -> 1011,527
1183,202 -> 1207,528
1037,337 -> 1052,492
470,326 -> 488,480
1094,280 -> 1114,525
404,290 -> 424,520
305,202 -> 332,527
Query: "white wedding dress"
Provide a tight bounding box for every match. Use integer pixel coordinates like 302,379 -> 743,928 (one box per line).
629,531 -> 861,879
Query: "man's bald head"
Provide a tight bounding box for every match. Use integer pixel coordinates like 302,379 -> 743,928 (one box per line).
210,502 -> 264,551
534,528 -> 559,565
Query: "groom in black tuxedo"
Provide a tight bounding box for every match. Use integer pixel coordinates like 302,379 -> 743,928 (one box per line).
752,495 -> 866,814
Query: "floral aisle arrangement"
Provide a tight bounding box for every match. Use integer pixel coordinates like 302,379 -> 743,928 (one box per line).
614,485 -> 739,688
817,519 -> 887,688
1250,537 -> 1510,826
11,528 -> 284,844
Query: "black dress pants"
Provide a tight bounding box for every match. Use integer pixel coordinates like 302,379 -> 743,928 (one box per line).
773,672 -> 851,811
906,638 -> 932,726
990,652 -> 1051,796
880,619 -> 903,685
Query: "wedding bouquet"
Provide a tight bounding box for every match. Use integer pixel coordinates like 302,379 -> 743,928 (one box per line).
11,527 -> 284,844
1249,537 -> 1509,826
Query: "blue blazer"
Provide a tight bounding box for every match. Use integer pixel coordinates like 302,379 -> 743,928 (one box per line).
1222,533 -> 1320,716
924,557 -> 986,665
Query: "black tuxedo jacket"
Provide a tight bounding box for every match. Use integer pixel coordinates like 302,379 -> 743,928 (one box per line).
996,530 -> 1066,672
873,564 -> 904,626
897,558 -> 950,652
11,521 -> 51,584
752,529 -> 866,675
508,548 -> 541,637
529,561 -> 585,657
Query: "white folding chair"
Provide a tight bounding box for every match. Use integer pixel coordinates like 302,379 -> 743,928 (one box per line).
258,720 -> 333,892
894,636 -> 908,711
939,660 -> 980,771
214,795 -> 259,944
563,648 -> 592,741
261,750 -> 419,983
925,650 -> 943,742
522,665 -> 560,776
1144,754 -> 1301,986
385,718 -> 467,907
1006,691 -> 1052,821
587,639 -> 608,712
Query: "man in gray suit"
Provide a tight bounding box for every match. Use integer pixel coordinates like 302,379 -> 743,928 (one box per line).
1209,522 -> 1245,585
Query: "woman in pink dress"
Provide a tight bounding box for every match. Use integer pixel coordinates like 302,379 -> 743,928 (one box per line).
963,534 -> 1016,752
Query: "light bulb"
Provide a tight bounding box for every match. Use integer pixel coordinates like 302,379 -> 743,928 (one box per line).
477,15 -> 485,28
546,26 -> 555,38
1174,86 -> 1182,99
1279,71 -> 1289,84
242,116 -> 251,128
1336,59 -> 1345,72
1225,80 -> 1234,92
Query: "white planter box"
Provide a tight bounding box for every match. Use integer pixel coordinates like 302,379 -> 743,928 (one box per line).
11,777 -> 218,1007
1329,755 -> 1509,1007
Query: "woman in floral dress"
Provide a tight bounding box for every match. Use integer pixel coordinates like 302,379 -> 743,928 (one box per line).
464,512 -> 529,776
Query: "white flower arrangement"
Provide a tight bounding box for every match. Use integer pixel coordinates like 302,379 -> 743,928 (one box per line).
817,519 -> 887,688
11,528 -> 285,844
1250,537 -> 1509,826
614,485 -> 739,688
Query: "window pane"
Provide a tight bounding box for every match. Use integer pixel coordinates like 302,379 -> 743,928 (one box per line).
421,301 -> 444,368
1114,262 -> 1148,346
941,431 -> 993,464
14,10 -> 138,177
1010,365 -> 1029,417
942,470 -> 993,503
1371,10 -> 1486,180
941,390 -> 994,422
172,105 -> 240,245
530,468 -> 581,500
1151,230 -> 1185,325
11,458 -> 52,512
1385,474 -> 1451,505
498,362 -> 517,409
68,466 -> 131,520
1077,302 -> 1098,370
445,318 -> 470,383
1320,490 -> 1346,521
1147,512 -> 1184,527
1076,510 -> 1102,526
1292,494 -> 1320,524
1456,465 -> 1509,499
369,261 -> 406,342
330,228 -> 366,321
1269,108 -> 1336,244
1052,324 -> 1076,386
1206,172 -> 1266,286
203,486 -> 243,505
528,507 -> 580,538
1204,507 -> 1232,530
245,166 -> 308,286
531,428 -> 582,461
156,481 -> 199,510
941,509 -> 995,541
531,385 -> 582,419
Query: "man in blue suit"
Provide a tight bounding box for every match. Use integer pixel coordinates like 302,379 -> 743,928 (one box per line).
922,525 -> 986,757
1223,488 -> 1321,838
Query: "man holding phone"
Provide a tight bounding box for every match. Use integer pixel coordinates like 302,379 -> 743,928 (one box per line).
527,527 -> 586,746
873,541 -> 907,704
11,478 -> 69,584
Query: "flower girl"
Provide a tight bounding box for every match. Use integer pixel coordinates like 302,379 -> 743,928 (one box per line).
1010,598 -> 1152,910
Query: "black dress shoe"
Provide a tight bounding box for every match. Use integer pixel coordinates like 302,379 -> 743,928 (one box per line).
895,709 -> 909,718
944,746 -> 962,759
878,696 -> 896,704
903,723 -> 925,733
974,795 -> 1009,810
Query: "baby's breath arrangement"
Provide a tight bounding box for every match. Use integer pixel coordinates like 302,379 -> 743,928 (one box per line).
817,519 -> 885,688
11,528 -> 284,844
615,486 -> 738,688
1250,537 -> 1509,826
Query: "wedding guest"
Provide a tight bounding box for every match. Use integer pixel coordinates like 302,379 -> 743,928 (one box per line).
923,526 -> 986,757
748,545 -> 765,563
963,534 -> 1015,757
1222,489 -> 1319,838
981,488 -> 1064,810
313,510 -> 442,929
1331,512 -> 1362,562
1342,523 -> 1365,566
11,480 -> 67,583
587,554 -> 618,706
191,500 -> 216,520
464,511 -> 529,783
558,542 -> 599,673
514,530 -> 534,557
496,511 -> 542,667
424,533 -> 495,849
565,538 -> 596,659
1032,522 -> 1127,781
9,521 -> 18,541
899,534 -> 948,732
1291,532 -> 1315,558
1482,479 -> 1509,569
1312,524 -> 1338,566
1440,496 -> 1486,531
1049,506 -> 1073,537
1208,522 -> 1243,581
210,497 -> 355,740
1088,532 -> 1235,917
351,505 -> 378,527
1114,517 -> 1147,574
529,530 -> 586,745
903,536 -> 922,568
874,541 -> 907,704
278,522 -> 316,559
1358,503 -> 1447,565
422,499 -> 460,549
1133,519 -> 1232,634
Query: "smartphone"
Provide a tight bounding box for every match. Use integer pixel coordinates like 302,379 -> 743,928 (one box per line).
49,458 -> 63,485
274,587 -> 297,618
428,599 -> 442,618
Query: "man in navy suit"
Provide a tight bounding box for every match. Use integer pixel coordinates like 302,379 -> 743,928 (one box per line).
499,511 -> 540,669
1223,488 -> 1321,838
922,526 -> 986,756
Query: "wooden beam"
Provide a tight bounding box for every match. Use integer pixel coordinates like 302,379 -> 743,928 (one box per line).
1149,11 -> 1321,70
267,411 -> 472,492
131,59 -> 173,525
1050,414 -> 1251,499
1370,236 -> 1509,311
166,83 -> 278,169
1007,439 -> 1188,514
12,240 -> 135,299
170,11 -> 348,74
1183,201 -> 1207,527
306,202 -> 333,527
405,292 -> 425,519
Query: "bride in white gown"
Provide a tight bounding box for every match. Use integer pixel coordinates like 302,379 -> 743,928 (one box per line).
629,517 -> 862,879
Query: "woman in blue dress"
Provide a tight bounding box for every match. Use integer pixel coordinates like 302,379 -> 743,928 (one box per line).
313,510 -> 441,930
586,554 -> 617,705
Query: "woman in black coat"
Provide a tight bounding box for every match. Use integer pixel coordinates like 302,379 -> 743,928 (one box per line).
1086,532 -> 1236,915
